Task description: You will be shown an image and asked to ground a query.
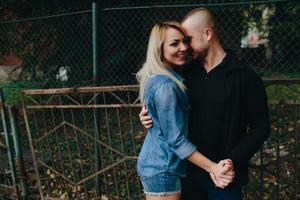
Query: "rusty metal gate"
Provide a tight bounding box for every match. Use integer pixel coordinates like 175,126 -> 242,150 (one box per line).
21,85 -> 145,200
21,81 -> 300,200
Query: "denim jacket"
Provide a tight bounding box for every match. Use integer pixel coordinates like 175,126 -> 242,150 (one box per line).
137,68 -> 196,178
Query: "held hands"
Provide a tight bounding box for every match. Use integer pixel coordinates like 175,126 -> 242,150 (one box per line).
139,104 -> 153,128
209,159 -> 235,189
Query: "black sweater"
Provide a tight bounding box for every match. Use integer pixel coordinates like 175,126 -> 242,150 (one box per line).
183,51 -> 270,186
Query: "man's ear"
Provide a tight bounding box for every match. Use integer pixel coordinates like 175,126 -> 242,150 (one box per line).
204,27 -> 213,41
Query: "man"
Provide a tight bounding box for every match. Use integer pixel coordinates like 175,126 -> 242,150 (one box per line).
140,8 -> 270,200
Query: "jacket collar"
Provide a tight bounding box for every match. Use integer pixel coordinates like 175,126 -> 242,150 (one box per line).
221,50 -> 244,72
166,67 -> 185,83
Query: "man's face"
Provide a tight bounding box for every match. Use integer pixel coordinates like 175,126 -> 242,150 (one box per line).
182,20 -> 209,59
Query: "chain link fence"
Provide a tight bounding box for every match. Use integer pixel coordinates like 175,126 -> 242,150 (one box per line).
0,11 -> 93,88
99,0 -> 299,85
0,1 -> 299,199
0,1 -> 299,102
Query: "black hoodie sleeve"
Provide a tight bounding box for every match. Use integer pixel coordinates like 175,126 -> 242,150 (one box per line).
227,68 -> 270,168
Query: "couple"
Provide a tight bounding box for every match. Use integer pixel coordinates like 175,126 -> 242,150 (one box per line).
136,8 -> 270,200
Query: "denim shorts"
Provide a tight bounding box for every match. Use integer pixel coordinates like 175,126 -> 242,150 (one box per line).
140,172 -> 181,196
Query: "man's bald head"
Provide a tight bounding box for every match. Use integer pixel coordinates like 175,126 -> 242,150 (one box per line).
182,8 -> 217,34
181,8 -> 220,59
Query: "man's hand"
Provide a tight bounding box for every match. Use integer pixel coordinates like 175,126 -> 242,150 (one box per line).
139,105 -> 153,128
209,159 -> 235,189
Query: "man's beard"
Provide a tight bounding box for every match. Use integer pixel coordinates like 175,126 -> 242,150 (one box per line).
194,48 -> 208,60
184,47 -> 208,65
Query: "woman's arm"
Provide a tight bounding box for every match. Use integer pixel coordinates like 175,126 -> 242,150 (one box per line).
187,151 -> 234,188
154,81 -> 234,188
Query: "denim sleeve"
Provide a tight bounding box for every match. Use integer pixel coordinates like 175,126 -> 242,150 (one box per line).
154,81 -> 196,160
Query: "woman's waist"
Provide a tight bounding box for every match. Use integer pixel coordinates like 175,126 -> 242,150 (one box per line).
137,159 -> 187,178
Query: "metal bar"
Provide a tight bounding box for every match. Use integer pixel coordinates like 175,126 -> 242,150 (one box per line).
50,108 -> 68,183
77,158 -> 127,186
116,108 -> 131,199
63,121 -> 126,157
70,109 -> 88,195
21,79 -> 300,96
0,88 -> 19,198
293,104 -> 298,199
103,94 -> 120,198
99,0 -> 288,11
127,92 -> 142,200
63,94 -> 81,105
21,80 -> 300,96
37,160 -> 77,186
92,109 -> 101,197
27,95 -> 41,105
34,121 -> 66,144
87,93 -> 100,105
22,85 -> 139,95
21,93 -> 44,199
36,108 -> 52,193
24,101 -> 300,108
8,106 -> 29,198
259,148 -> 263,199
59,95 -> 76,183
268,100 -> 300,105
88,97 -> 109,199
263,79 -> 300,86
0,10 -> 92,24
0,183 -> 14,189
93,2 -> 101,197
45,94 -> 55,105
0,0 -> 288,26
275,85 -> 280,199
80,94 -> 94,172
26,104 -> 141,109
109,92 -> 127,105
127,92 -> 137,155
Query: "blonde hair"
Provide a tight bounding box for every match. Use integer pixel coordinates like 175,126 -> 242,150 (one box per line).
136,21 -> 187,103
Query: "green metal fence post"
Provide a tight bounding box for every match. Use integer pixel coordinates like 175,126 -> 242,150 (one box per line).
0,88 -> 19,198
93,1 -> 102,197
21,93 -> 44,200
8,106 -> 29,199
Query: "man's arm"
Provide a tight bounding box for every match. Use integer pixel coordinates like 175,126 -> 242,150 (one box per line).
227,69 -> 270,168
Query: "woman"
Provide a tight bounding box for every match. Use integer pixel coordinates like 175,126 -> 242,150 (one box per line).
136,21 -> 234,200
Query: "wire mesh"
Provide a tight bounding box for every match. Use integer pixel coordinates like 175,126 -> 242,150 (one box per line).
22,86 -> 144,199
0,1 -> 299,199
0,1 -> 298,95
98,1 -> 299,85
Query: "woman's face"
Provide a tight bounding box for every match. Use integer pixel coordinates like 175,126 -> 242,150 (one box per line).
162,28 -> 189,67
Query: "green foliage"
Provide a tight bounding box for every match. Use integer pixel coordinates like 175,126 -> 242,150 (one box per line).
0,81 -> 44,105
266,83 -> 300,102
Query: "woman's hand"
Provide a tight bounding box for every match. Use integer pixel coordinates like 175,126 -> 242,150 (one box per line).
209,159 -> 235,189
